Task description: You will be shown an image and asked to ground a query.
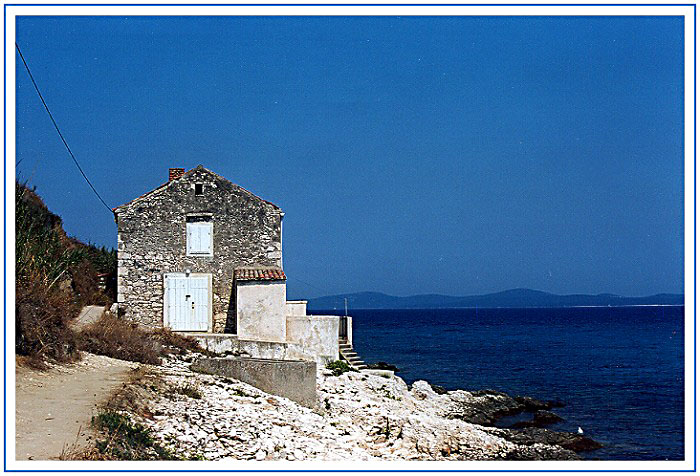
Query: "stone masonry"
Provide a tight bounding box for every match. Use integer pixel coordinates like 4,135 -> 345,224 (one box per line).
113,165 -> 283,332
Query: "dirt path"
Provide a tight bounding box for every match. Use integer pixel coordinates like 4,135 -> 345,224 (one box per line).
72,305 -> 105,331
15,353 -> 138,460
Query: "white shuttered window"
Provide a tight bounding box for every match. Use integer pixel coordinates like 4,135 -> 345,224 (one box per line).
186,222 -> 213,256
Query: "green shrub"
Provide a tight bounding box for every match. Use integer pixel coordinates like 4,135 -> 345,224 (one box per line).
91,410 -> 177,460
176,383 -> 203,399
326,360 -> 353,376
230,388 -> 252,397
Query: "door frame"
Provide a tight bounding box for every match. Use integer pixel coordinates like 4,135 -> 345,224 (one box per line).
163,272 -> 213,332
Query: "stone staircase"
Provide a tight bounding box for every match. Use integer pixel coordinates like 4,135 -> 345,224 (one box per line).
339,339 -> 367,370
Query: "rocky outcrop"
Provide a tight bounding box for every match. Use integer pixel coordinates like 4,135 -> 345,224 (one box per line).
403,382 -> 596,453
422,387 -> 526,426
119,356 -> 591,461
482,427 -> 603,453
514,395 -> 565,411
510,410 -> 565,429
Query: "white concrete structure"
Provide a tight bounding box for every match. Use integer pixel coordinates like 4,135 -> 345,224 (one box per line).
193,311 -> 342,365
236,280 -> 287,343
286,300 -> 308,316
286,315 -> 340,363
222,266 -> 345,365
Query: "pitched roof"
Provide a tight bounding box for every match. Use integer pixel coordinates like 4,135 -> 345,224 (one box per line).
234,266 -> 286,281
113,165 -> 281,213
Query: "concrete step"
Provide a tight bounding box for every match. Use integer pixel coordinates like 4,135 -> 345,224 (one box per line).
338,342 -> 367,371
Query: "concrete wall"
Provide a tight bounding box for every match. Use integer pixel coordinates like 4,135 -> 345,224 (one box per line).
191,357 -> 317,408
238,339 -> 330,366
286,315 -> 339,364
236,281 -> 286,342
114,165 -> 283,332
345,315 -> 353,346
285,300 -> 307,316
192,323 -> 339,366
192,333 -> 239,354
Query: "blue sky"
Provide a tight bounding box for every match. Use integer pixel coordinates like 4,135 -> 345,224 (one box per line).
15,15 -> 684,298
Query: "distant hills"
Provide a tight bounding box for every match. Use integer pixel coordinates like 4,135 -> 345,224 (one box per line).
306,288 -> 684,311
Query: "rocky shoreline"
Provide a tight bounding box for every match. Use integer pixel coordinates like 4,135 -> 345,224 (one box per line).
109,353 -> 601,461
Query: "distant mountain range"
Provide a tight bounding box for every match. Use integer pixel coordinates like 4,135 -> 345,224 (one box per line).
306,288 -> 684,311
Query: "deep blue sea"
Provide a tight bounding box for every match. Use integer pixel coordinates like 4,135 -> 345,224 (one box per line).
321,306 -> 685,461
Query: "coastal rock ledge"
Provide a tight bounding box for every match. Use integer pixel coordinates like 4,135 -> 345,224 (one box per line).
119,356 -> 596,461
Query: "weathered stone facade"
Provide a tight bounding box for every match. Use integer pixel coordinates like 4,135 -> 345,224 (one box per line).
114,166 -> 283,333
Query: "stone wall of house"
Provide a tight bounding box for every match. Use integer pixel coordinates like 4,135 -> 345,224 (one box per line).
115,166 -> 283,332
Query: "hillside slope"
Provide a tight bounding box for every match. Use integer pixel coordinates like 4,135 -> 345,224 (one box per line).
15,181 -> 116,366
308,288 -> 684,310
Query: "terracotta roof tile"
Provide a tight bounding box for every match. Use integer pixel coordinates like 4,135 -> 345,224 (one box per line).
234,266 -> 286,281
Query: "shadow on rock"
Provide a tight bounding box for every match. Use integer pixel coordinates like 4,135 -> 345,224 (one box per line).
510,410 -> 565,429
495,427 -> 603,453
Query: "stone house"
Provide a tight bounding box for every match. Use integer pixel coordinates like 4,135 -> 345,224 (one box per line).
113,166 -> 352,364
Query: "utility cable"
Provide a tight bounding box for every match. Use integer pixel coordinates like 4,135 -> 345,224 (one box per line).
15,42 -> 113,213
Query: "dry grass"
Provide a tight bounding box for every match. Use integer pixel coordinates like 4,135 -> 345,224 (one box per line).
70,260 -> 111,307
15,181 -> 116,368
77,314 -> 208,365
151,327 -> 205,356
77,314 -> 162,365
104,366 -> 162,413
58,425 -> 112,461
15,281 -> 80,368
62,366 -> 179,461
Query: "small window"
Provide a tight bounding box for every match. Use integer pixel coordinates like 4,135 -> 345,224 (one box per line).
186,220 -> 213,256
194,183 -> 203,196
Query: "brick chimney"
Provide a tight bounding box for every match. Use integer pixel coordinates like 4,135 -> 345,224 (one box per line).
169,168 -> 185,182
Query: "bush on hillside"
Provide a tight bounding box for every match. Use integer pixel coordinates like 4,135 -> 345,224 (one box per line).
91,410 -> 178,460
71,260 -> 110,306
71,240 -> 117,303
78,314 -> 162,365
151,327 -> 208,356
16,183 -> 87,290
326,360 -> 354,376
77,314 -> 207,365
15,181 -> 118,366
15,281 -> 80,367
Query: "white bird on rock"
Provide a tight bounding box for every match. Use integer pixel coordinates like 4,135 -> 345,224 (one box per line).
577,427 -> 584,434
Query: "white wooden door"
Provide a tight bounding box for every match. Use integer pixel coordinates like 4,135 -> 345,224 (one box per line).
166,275 -> 209,331
188,276 -> 209,331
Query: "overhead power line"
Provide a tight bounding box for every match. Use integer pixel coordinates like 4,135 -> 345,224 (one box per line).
15,42 -> 113,213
